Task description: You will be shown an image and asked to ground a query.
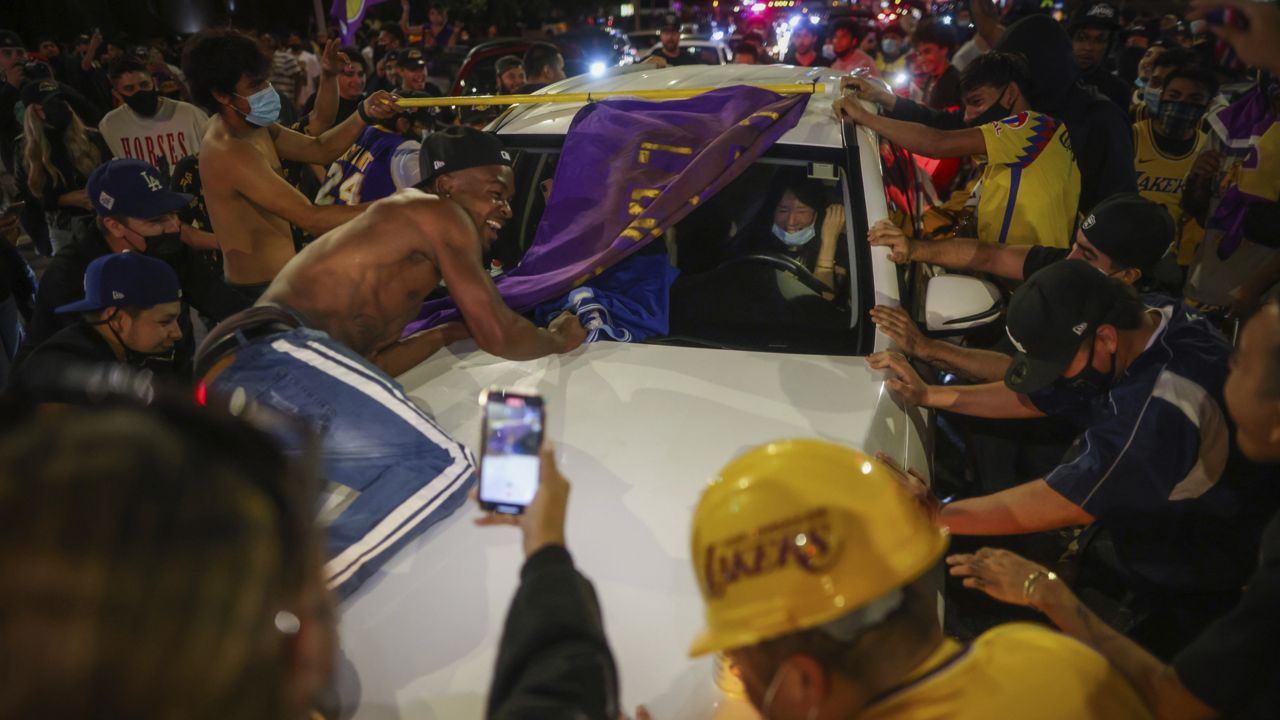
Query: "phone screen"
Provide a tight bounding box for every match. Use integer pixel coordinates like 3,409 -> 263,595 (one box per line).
478,390 -> 545,515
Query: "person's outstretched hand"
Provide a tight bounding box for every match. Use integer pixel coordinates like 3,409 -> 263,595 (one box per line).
1190,0 -> 1280,75
946,548 -> 1049,607
549,311 -> 587,353
866,351 -> 931,406
474,443 -> 570,559
868,219 -> 912,263
870,305 -> 929,359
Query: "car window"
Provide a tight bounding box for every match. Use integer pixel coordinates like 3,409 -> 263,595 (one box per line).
458,54 -> 500,96
492,143 -> 862,355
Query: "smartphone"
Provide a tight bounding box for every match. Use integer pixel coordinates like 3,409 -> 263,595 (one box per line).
2,200 -> 25,217
478,389 -> 545,515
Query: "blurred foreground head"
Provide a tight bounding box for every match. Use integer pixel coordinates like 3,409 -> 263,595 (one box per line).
0,371 -> 332,720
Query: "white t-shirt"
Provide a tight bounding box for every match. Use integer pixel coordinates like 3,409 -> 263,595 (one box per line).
294,50 -> 322,107
99,97 -> 210,170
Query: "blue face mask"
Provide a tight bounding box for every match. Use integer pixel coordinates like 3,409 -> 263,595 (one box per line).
1142,85 -> 1161,116
236,84 -> 281,127
772,223 -> 816,247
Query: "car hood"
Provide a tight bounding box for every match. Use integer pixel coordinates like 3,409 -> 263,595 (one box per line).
336,340 -> 915,718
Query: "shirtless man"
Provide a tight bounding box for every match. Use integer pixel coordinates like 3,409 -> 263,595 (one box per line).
192,127 -> 585,598
183,29 -> 400,301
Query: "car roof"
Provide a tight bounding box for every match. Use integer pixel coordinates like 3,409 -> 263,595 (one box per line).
495,64 -> 848,149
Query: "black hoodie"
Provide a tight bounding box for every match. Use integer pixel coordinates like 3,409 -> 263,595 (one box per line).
886,15 -> 1136,215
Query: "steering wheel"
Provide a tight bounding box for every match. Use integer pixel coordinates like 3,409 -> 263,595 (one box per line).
719,253 -> 838,297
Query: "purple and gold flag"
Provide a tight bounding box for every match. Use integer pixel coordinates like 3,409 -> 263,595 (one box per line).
403,85 -> 809,335
331,0 -> 389,46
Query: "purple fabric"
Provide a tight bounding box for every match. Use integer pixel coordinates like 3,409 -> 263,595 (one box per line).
1206,86 -> 1278,259
403,86 -> 809,335
330,0 -> 389,46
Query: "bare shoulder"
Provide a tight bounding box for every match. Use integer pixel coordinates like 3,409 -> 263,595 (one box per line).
365,188 -> 476,242
199,131 -> 265,175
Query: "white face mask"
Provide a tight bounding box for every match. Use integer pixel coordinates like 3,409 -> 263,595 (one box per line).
773,223 -> 817,247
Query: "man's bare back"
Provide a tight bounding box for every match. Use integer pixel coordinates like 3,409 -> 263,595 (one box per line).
261,187 -> 584,373
263,190 -> 463,356
200,115 -> 299,285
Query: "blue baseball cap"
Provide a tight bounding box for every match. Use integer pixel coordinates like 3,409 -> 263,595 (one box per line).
86,159 -> 194,218
55,251 -> 182,314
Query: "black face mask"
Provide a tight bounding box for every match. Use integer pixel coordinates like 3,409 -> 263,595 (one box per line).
1062,335 -> 1116,396
42,97 -> 72,132
143,229 -> 184,256
122,88 -> 160,117
968,85 -> 1013,127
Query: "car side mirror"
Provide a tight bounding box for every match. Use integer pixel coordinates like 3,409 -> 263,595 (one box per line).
924,274 -> 1003,333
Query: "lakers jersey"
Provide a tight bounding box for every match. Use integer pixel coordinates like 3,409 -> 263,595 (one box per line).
1133,119 -> 1209,266
977,111 -> 1081,248
316,125 -> 421,206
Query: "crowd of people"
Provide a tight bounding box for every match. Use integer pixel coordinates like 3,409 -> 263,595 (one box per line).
1,0 -> 1280,717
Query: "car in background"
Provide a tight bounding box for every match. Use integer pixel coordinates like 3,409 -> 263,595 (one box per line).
451,35 -> 630,96
337,64 -> 999,719
634,35 -> 734,65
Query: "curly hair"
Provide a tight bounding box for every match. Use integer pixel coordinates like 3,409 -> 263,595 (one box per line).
182,29 -> 270,116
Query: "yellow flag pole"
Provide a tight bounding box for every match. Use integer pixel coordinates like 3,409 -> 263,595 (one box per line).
394,83 -> 833,108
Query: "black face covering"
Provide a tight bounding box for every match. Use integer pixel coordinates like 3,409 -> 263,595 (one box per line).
41,96 -> 72,132
968,85 -> 1014,127
1060,336 -> 1116,396
122,88 -> 160,117
143,229 -> 184,256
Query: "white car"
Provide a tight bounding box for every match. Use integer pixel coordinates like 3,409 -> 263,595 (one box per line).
336,65 -> 994,719
636,36 -> 734,65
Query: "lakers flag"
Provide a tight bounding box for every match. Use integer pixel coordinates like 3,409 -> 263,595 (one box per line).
403,85 -> 809,335
331,0 -> 389,45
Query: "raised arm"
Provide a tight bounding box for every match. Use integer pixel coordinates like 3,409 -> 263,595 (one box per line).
304,40 -> 344,136
418,200 -> 585,360
401,0 -> 425,36
272,90 -> 398,165
834,95 -> 986,159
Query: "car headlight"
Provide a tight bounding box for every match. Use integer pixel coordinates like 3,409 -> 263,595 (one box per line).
590,61 -> 607,77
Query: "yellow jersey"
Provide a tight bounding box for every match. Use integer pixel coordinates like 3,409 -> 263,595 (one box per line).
860,623 -> 1152,720
1132,119 -> 1210,266
977,111 -> 1081,249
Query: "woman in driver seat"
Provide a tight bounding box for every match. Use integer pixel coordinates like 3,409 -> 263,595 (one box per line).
728,170 -> 849,300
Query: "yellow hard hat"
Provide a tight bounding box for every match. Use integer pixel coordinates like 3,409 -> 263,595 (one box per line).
688,439 -> 948,657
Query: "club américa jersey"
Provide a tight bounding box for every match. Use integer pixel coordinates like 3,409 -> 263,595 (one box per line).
977,110 -> 1081,249
315,125 -> 421,206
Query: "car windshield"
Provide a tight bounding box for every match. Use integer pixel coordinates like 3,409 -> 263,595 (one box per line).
487,139 -> 864,356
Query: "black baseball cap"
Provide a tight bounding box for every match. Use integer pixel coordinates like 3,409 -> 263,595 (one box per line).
1070,1 -> 1121,32
460,103 -> 503,127
1078,193 -> 1173,273
0,30 -> 23,49
419,126 -> 512,184
397,47 -> 427,69
56,251 -> 182,314
1004,260 -> 1128,394
87,159 -> 194,218
660,15 -> 681,31
20,79 -> 60,106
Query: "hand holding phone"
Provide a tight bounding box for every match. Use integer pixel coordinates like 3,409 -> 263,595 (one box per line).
478,389 -> 545,515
